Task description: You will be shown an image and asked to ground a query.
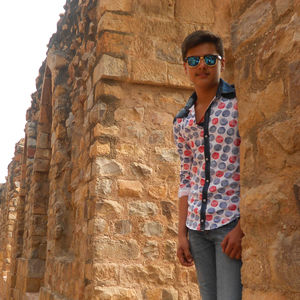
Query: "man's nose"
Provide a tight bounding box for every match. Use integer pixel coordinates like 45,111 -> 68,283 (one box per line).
197,58 -> 206,68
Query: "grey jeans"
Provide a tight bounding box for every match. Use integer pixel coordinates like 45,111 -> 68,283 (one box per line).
188,219 -> 242,300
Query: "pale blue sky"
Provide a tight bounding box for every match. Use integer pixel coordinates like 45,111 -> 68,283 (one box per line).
0,0 -> 66,182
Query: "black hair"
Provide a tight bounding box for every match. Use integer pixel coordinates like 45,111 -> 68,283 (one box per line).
181,30 -> 224,60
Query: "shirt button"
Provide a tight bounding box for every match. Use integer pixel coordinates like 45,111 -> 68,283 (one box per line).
205,135 -> 208,138
201,219 -> 204,223
206,179 -> 209,182
205,158 -> 209,161
203,199 -> 206,203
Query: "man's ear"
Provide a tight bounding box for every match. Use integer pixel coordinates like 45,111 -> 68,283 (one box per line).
221,58 -> 225,72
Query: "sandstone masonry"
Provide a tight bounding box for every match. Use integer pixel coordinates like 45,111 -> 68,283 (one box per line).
0,0 -> 299,299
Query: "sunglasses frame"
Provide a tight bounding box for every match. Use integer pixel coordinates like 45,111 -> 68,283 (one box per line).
184,54 -> 222,67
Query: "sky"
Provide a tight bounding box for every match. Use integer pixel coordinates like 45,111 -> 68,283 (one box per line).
0,0 -> 66,182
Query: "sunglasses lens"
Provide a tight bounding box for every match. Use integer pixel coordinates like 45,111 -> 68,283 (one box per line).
204,55 -> 217,66
187,56 -> 200,67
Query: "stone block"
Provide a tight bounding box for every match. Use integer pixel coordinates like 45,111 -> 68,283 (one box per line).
164,240 -> 176,262
257,79 -> 284,120
128,201 -> 158,217
232,1 -> 273,50
94,237 -> 139,260
130,59 -> 168,85
93,54 -> 128,85
133,0 -> 175,17
97,0 -> 133,17
275,0 -> 293,16
175,0 -> 215,23
90,178 -> 113,197
96,199 -> 124,218
93,123 -> 120,137
97,12 -> 134,34
118,180 -> 143,197
155,40 -> 182,64
151,111 -> 174,126
155,147 -> 179,163
94,287 -> 138,300
129,35 -> 155,59
162,288 -> 179,300
131,162 -> 152,177
94,218 -> 108,233
94,263 -> 119,286
241,183 -> 283,227
89,141 -> 110,157
148,184 -> 167,199
269,231 -> 300,291
143,221 -> 163,237
167,63 -> 193,88
143,240 -> 159,259
92,157 -> 124,177
89,102 -> 107,125
114,107 -> 144,122
256,126 -> 287,171
33,158 -> 50,172
115,220 -> 132,234
96,31 -> 132,58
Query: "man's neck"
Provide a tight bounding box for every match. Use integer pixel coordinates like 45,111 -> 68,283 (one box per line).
194,84 -> 219,104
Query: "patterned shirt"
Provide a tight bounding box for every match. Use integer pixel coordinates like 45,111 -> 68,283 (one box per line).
173,79 -> 240,231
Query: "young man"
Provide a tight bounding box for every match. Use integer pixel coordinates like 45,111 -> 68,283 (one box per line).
173,30 -> 243,300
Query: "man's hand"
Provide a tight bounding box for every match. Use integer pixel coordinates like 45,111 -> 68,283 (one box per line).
177,235 -> 194,267
221,220 -> 244,260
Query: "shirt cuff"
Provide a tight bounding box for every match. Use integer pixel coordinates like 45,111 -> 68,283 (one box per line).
178,188 -> 190,198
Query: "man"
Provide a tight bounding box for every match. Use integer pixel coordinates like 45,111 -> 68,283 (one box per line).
173,30 -> 243,300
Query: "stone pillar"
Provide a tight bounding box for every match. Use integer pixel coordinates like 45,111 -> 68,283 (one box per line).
0,141 -> 23,300
231,0 -> 300,298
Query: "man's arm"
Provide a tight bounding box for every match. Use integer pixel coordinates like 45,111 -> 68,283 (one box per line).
177,195 -> 193,267
221,219 -> 244,260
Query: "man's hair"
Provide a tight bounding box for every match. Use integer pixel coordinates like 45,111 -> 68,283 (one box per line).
181,30 -> 224,60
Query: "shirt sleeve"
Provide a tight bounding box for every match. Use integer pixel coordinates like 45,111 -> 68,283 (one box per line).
173,119 -> 193,198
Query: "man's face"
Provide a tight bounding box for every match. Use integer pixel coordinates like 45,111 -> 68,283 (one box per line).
184,43 -> 225,90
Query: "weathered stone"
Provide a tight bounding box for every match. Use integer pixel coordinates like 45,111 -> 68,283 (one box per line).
94,263 -> 119,286
155,147 -> 179,163
143,221 -> 163,237
93,54 -> 128,86
96,200 -> 124,218
115,220 -> 132,234
89,141 -> 110,157
118,180 -> 143,197
93,158 -> 123,177
175,0 -> 215,23
94,287 -> 138,300
164,240 -> 176,262
93,123 -> 120,137
143,240 -> 159,259
232,1 -> 273,49
275,0 -> 293,16
129,201 -> 158,217
97,0 -> 133,17
167,64 -> 192,88
114,107 -> 144,122
130,59 -> 168,85
162,288 -> 179,300
131,162 -> 152,177
94,237 -> 139,260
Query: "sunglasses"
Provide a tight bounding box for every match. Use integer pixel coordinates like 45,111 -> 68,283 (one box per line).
184,54 -> 222,67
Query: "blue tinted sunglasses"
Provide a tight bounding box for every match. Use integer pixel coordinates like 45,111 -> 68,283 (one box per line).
185,54 -> 222,67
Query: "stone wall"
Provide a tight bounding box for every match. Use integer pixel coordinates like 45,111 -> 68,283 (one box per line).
0,140 -> 23,300
232,0 -> 300,299
0,0 -> 299,299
